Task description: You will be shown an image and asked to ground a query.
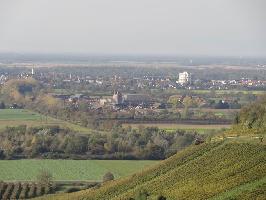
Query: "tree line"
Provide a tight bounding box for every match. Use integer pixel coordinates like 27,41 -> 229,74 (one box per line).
0,125 -> 197,160
230,95 -> 266,135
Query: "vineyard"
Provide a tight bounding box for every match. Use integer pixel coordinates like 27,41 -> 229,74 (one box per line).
0,181 -> 53,200
35,141 -> 266,200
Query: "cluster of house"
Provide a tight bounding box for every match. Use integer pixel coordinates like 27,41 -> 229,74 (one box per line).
51,91 -> 153,111
210,79 -> 266,89
112,92 -> 151,106
52,88 -> 239,110
3,67 -> 266,91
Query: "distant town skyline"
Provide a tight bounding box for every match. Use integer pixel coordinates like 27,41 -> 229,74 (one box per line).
0,0 -> 266,57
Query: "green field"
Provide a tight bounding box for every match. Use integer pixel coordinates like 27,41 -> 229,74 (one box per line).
0,109 -> 95,134
0,160 -> 157,181
0,109 -> 43,120
123,123 -> 230,134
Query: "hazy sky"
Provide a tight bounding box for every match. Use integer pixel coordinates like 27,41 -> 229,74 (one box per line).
0,0 -> 265,56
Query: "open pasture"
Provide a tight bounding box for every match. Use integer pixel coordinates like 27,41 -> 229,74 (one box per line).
123,123 -> 230,133
0,109 -> 43,120
190,108 -> 239,120
0,109 -> 94,134
0,160 -> 157,181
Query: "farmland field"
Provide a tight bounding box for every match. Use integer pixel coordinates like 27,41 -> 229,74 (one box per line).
0,109 -> 43,120
0,109 -> 95,134
0,160 -> 157,181
190,108 -> 239,120
123,123 -> 230,133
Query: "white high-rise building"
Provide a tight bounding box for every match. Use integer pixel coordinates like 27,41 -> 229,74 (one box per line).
178,71 -> 191,85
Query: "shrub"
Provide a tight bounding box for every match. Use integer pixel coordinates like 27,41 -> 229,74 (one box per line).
157,195 -> 167,200
27,184 -> 36,198
83,182 -> 99,189
102,172 -> 114,182
36,169 -> 53,188
0,182 -> 7,199
65,187 -> 81,193
43,182 -> 56,194
135,189 -> 149,200
36,184 -> 44,196
2,183 -> 14,200
19,183 -> 29,199
10,183 -> 21,200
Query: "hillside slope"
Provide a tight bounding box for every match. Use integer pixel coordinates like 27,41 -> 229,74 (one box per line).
228,95 -> 266,136
37,141 -> 266,200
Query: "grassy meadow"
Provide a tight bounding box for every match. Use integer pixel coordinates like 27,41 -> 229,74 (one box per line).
190,108 -> 239,120
0,109 -> 43,120
123,123 -> 230,134
0,109 -> 95,134
0,160 -> 157,181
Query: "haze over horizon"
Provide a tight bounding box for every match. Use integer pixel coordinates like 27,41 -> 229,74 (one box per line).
0,0 -> 265,57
